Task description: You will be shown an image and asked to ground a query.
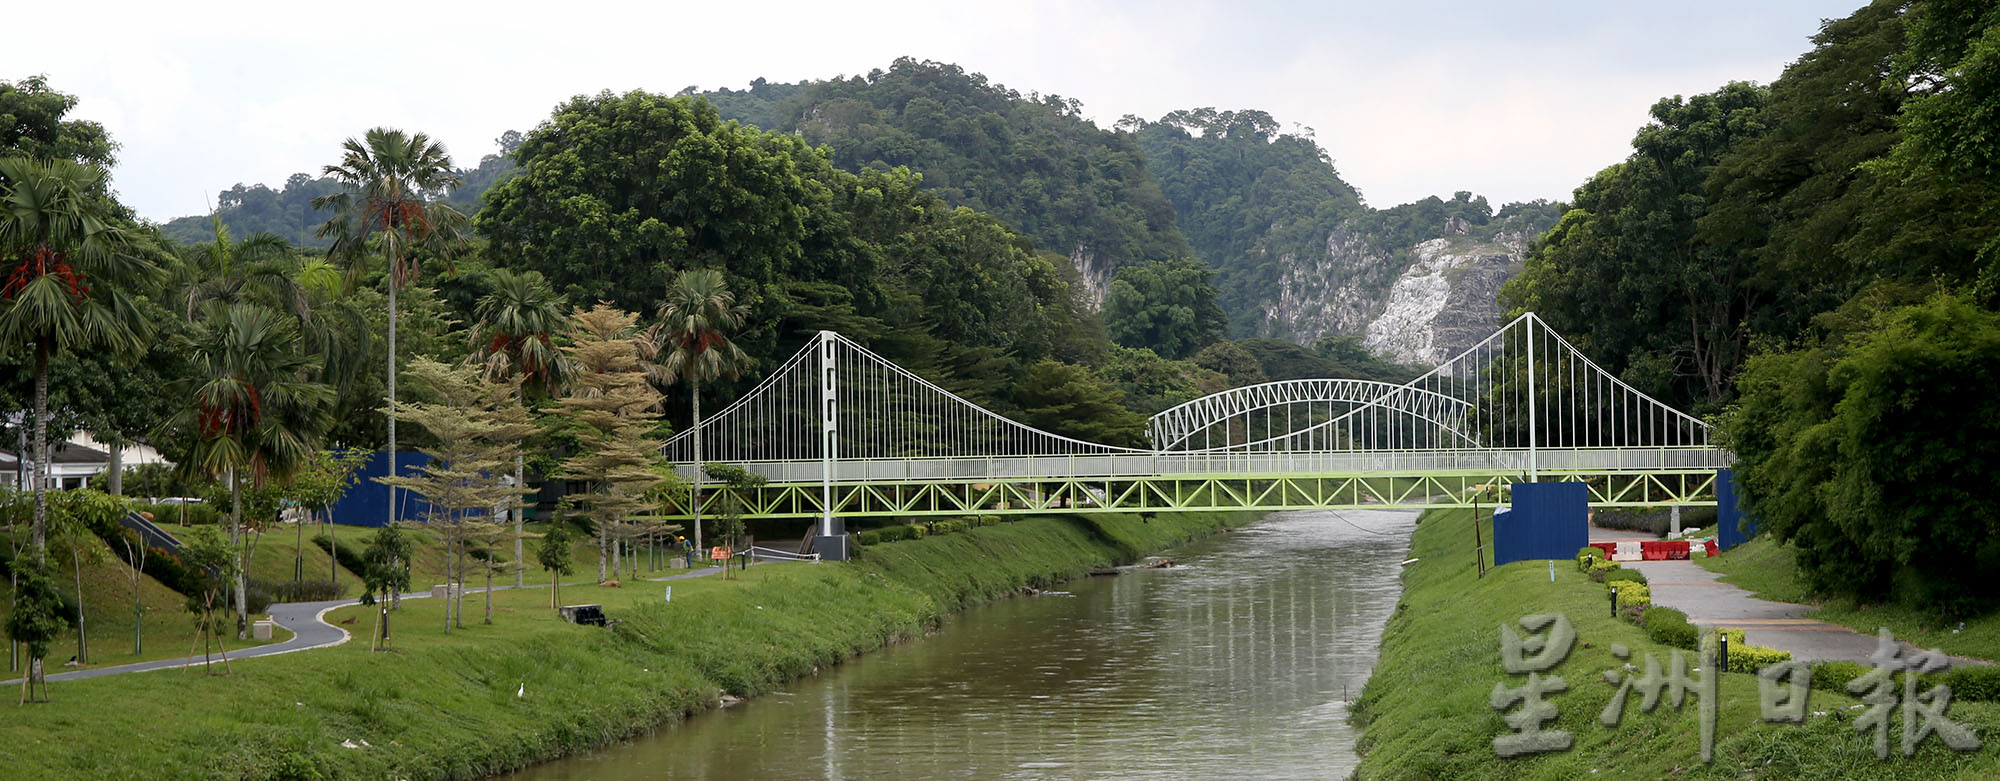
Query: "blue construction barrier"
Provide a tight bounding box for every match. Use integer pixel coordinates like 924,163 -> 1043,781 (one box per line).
1716,467 -> 1758,550
1493,481 -> 1588,566
326,451 -> 433,527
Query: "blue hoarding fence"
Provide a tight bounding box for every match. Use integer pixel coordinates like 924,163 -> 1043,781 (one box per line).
327,451 -> 432,527
1716,467 -> 1757,550
1493,481 -> 1588,566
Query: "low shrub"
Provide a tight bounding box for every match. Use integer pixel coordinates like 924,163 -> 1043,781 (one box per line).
1588,559 -> 1621,583
859,525 -> 927,544
1591,506 -> 1720,538
975,515 -> 1002,527
1808,660 -> 1871,694
1593,508 -> 1670,537
311,533 -> 367,577
1928,665 -> 2000,702
1723,643 -> 1793,673
931,520 -> 971,535
1642,605 -> 1699,650
1611,582 -> 1651,609
1700,629 -> 1792,673
243,583 -> 274,615
1575,546 -> 1604,572
1803,660 -> 2000,702
251,579 -> 345,604
149,502 -> 220,526
1604,568 -> 1648,587
92,524 -> 203,597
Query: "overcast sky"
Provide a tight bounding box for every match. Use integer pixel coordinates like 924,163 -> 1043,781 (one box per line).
11,0 -> 1863,223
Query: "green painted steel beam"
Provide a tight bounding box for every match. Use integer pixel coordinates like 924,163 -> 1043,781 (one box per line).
659,469 -> 1723,520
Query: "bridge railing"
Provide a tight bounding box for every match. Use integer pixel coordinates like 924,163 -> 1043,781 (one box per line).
675,446 -> 1732,485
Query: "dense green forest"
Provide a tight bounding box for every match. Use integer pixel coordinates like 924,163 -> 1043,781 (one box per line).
1503,0 -> 2000,612
699,62 -> 1561,340
162,57 -> 1560,357
696,59 -> 1192,294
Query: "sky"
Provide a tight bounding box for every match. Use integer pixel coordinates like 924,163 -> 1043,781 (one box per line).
9,0 -> 1866,223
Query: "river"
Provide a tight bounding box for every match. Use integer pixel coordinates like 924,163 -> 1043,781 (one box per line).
505,509 -> 1415,779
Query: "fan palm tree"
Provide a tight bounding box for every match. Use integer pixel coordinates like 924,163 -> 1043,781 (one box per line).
0,158 -> 160,555
312,128 -> 468,524
158,302 -> 333,637
651,268 -> 747,553
473,268 -> 566,585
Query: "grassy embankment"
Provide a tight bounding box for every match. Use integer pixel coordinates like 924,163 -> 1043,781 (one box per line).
1699,535 -> 2000,662
0,533 -> 307,672
1351,508 -> 2000,780
0,511 -> 1245,779
2,517 -> 673,673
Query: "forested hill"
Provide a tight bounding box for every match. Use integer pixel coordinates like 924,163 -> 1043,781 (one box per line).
697,58 -> 1191,302
701,65 -> 1561,353
156,136 -> 519,248
163,57 -> 1556,362
1127,109 -> 1560,341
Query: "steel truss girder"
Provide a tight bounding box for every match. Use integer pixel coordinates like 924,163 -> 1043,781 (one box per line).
657,469 -> 1722,520
1146,378 -> 1474,449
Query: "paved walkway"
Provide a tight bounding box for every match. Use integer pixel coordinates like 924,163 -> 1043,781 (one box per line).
5,562 -> 761,685
1629,559 -> 1886,664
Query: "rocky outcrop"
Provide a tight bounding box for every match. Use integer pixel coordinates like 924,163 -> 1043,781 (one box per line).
1260,227 -> 1530,367
1262,222 -> 1403,345
1362,235 -> 1526,366
1070,243 -> 1114,308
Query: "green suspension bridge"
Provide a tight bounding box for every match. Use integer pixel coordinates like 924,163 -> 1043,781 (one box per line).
664,313 -> 1730,542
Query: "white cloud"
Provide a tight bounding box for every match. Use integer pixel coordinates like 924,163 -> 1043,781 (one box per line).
5,0 -> 1855,221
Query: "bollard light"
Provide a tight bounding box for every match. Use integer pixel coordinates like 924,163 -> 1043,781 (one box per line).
1611,586 -> 1619,618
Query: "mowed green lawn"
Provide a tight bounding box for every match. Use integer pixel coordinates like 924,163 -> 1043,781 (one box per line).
3,533 -> 289,674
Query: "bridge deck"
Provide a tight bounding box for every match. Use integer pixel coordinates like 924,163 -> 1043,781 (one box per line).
662,446 -> 1732,520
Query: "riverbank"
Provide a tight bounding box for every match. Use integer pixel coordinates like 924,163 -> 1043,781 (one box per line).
0,512 -> 1247,780
1350,508 -> 2000,779
507,508 -> 1413,778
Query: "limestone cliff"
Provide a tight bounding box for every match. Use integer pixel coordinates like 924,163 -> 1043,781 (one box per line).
1256,220 -> 1541,367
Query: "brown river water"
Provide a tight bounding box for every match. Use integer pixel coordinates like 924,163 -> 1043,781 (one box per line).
503,509 -> 1416,779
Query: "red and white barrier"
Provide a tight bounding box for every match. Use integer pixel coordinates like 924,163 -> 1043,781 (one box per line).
1589,539 -> 1717,561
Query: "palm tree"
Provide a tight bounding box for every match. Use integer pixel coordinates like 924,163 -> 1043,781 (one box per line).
172,213 -> 308,323
158,302 -> 333,637
651,269 -> 747,553
0,158 -> 160,555
313,128 -> 468,526
473,268 -> 566,586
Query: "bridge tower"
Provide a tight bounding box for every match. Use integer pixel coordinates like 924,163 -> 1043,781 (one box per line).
814,330 -> 849,560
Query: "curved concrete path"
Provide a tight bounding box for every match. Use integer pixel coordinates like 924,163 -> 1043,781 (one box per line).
1591,526 -> 1989,666
5,563 -> 760,685
1588,527 -> 1885,663
1630,559 -> 1888,664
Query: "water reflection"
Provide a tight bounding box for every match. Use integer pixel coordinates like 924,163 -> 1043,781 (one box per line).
506,509 -> 1414,780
